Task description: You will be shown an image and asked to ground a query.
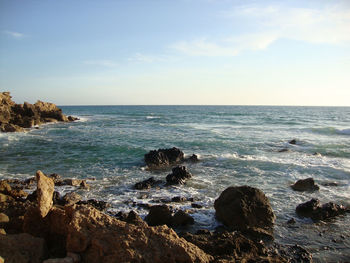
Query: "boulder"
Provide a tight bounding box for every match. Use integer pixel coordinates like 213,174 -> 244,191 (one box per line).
186,154 -> 199,163
145,205 -> 173,227
36,170 -> 55,217
76,199 -> 110,211
0,213 -> 9,223
62,192 -> 81,206
65,204 -> 212,263
144,147 -> 185,168
134,177 -> 162,190
0,233 -> 48,263
291,178 -> 320,191
214,186 -> 275,236
172,210 -> 194,227
289,139 -> 297,145
296,198 -> 347,221
166,166 -> 192,185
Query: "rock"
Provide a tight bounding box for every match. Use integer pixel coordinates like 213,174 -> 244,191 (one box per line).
270,244 -> 313,263
186,154 -> 199,163
119,210 -> 147,227
172,210 -> 194,227
291,178 -> 320,191
134,177 -> 162,190
144,147 -> 185,168
296,198 -> 347,221
214,186 -> 275,236
145,205 -> 173,226
191,203 -> 203,209
68,116 -> 79,122
36,170 -> 55,217
0,180 -> 11,194
171,196 -> 187,202
0,92 -> 77,132
43,257 -> 73,263
76,199 -> 110,211
287,218 -> 296,224
289,139 -> 297,145
65,204 -> 212,263
0,213 -> 9,223
278,148 -> 290,153
166,166 -> 192,185
49,173 -> 62,184
321,181 -> 339,187
0,233 -> 48,263
0,229 -> 5,235
62,192 -> 81,206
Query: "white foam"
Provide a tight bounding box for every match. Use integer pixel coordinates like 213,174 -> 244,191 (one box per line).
146,116 -> 160,119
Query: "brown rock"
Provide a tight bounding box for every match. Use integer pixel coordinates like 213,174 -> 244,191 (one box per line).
0,228 -> 5,235
214,186 -> 275,236
36,170 -> 55,217
291,178 -> 319,191
145,205 -> 173,226
0,181 -> 11,194
62,192 -> 81,205
65,204 -> 212,263
0,213 -> 9,223
0,233 -> 48,263
172,210 -> 194,227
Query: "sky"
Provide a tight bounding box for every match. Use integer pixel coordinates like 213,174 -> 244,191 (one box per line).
0,0 -> 349,106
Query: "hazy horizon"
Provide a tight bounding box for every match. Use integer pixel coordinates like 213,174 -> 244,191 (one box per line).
1,0 -> 350,106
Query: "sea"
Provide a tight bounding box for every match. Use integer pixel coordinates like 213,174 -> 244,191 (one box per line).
1,106 -> 349,262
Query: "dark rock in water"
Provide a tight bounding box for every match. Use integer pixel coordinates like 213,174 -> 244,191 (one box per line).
289,139 -> 297,145
191,203 -> 203,209
321,181 -> 339,187
68,116 -> 79,121
62,192 -> 81,205
172,210 -> 194,227
214,186 -> 275,237
144,147 -> 184,168
76,199 -> 110,211
313,152 -> 322,156
186,154 -> 199,163
166,166 -> 192,185
270,243 -> 313,263
291,178 -> 320,192
145,205 -> 173,227
296,198 -> 347,221
181,231 -> 286,262
278,148 -> 290,153
171,196 -> 187,203
134,177 -> 162,190
287,218 -> 296,224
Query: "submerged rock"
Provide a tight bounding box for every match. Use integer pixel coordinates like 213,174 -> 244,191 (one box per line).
291,178 -> 320,192
186,154 -> 200,163
166,166 -> 192,185
134,177 -> 162,190
214,186 -> 275,237
296,198 -> 347,221
144,147 -> 185,168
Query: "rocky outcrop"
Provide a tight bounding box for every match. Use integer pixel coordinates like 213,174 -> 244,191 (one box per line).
0,233 -> 48,263
166,166 -> 192,185
134,177 -> 162,190
296,198 -> 347,221
214,186 -> 275,238
65,204 -> 212,263
144,147 -> 185,169
36,170 -> 55,217
0,92 -> 78,132
291,178 -> 320,191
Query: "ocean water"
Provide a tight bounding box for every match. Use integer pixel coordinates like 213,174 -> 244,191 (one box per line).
1,106 -> 349,261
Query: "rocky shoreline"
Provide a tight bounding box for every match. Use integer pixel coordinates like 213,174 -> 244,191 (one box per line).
0,92 -> 78,132
1,147 -> 349,262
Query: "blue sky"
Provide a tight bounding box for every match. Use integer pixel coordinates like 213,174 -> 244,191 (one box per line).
1,0 -> 349,105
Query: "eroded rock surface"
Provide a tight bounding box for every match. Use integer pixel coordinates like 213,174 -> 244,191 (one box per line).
166,166 -> 192,185
144,147 -> 185,168
291,178 -> 319,192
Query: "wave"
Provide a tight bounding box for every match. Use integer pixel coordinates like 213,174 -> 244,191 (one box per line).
146,116 -> 160,120
311,127 -> 350,136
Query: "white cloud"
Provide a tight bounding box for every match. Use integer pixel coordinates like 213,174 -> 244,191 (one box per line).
172,2 -> 350,56
3,30 -> 26,39
83,60 -> 118,67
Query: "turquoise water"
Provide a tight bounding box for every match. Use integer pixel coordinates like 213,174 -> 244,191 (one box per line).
1,106 -> 350,261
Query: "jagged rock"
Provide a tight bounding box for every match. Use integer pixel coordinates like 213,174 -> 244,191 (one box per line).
117,210 -> 147,227
134,177 -> 162,190
214,186 -> 275,237
62,192 -> 81,206
0,233 -> 48,263
0,229 -> 5,235
57,179 -> 89,189
186,154 -> 199,163
65,204 -> 212,263
171,196 -> 187,202
145,205 -> 173,226
166,166 -> 192,185
181,231 -> 284,262
296,198 -> 347,221
144,147 -> 185,168
0,213 -> 9,223
191,203 -> 203,209
289,139 -> 297,145
0,181 -> 11,194
36,170 -> 55,217
0,92 -> 77,132
76,199 -> 110,211
172,210 -> 194,227
291,178 -> 320,191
